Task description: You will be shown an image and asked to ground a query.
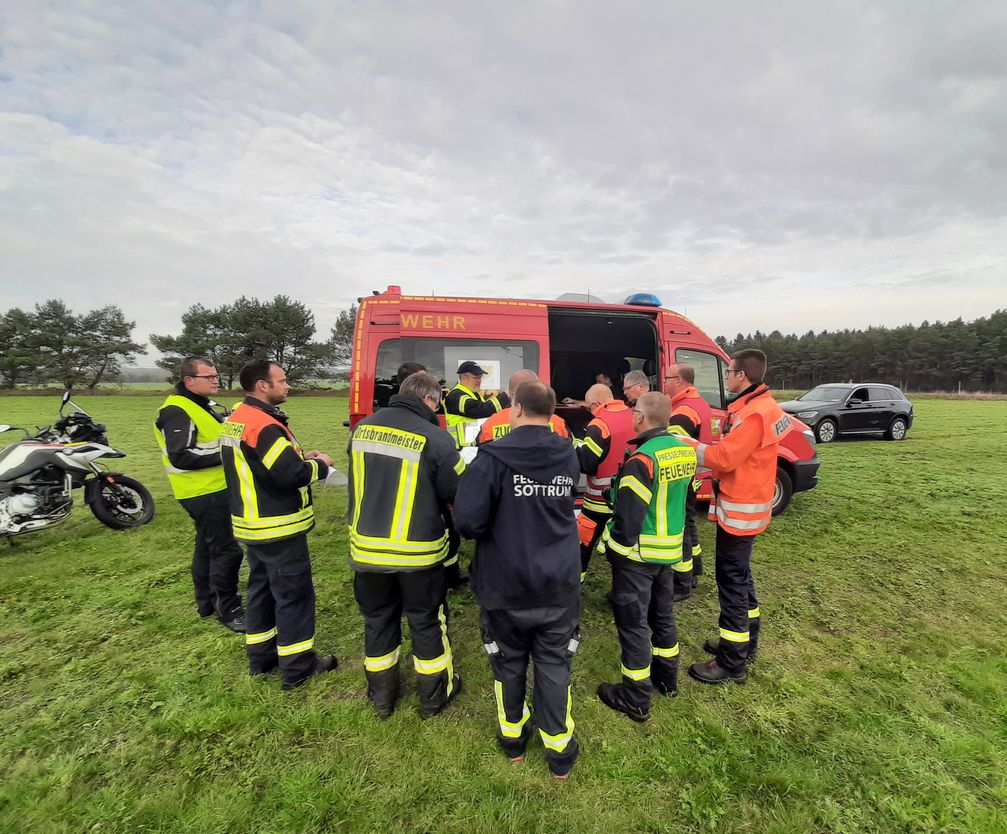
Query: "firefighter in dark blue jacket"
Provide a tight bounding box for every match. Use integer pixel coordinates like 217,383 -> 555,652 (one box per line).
453,381 -> 582,781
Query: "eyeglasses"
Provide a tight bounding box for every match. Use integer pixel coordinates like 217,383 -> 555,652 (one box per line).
666,376 -> 681,382
724,368 -> 743,377
631,408 -> 643,416
190,374 -> 220,381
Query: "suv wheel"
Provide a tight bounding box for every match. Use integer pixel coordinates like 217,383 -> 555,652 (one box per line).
815,418 -> 837,444
885,417 -> 908,441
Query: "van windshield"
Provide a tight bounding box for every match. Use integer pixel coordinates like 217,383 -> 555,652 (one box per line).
374,338 -> 540,408
799,386 -> 849,402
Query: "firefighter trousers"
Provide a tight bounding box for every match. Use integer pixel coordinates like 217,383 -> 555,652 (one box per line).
480,603 -> 580,774
179,490 -> 243,620
608,557 -> 678,712
714,525 -> 761,676
578,507 -> 611,576
672,488 -> 703,596
244,535 -> 318,686
353,565 -> 455,713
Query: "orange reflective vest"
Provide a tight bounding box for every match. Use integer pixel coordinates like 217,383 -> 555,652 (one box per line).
476,407 -> 570,444
689,386 -> 792,536
582,401 -> 635,514
669,386 -> 715,443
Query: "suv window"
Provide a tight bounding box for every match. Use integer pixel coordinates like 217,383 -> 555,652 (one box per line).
850,387 -> 870,402
374,337 -> 540,408
675,349 -> 724,409
869,386 -> 894,401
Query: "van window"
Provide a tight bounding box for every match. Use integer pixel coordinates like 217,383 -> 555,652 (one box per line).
675,349 -> 725,410
373,337 -> 540,408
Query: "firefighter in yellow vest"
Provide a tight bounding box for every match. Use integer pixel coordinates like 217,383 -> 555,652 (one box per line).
220,360 -> 338,690
154,357 -> 245,632
443,361 -> 510,448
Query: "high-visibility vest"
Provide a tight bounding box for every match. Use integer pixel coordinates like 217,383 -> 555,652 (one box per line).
708,386 -> 793,536
444,383 -> 504,447
582,401 -> 635,514
153,395 -> 226,500
669,387 -> 715,443
477,407 -> 570,444
601,433 -> 697,564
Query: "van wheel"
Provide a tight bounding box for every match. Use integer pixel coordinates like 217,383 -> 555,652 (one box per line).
815,418 -> 837,443
885,417 -> 908,441
772,467 -> 793,516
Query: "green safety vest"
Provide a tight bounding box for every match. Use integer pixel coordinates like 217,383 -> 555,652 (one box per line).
153,395 -> 227,500
602,433 -> 697,564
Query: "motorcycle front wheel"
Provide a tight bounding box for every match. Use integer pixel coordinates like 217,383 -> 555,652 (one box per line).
88,474 -> 156,530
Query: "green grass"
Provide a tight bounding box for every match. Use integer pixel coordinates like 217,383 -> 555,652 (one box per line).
1,395 -> 1005,834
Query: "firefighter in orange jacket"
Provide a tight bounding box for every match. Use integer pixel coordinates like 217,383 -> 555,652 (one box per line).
220,360 -> 338,691
477,369 -> 570,445
665,363 -> 714,600
575,383 -> 636,578
679,350 -> 793,684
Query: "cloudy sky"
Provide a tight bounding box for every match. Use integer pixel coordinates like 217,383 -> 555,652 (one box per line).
1,1 -> 1004,356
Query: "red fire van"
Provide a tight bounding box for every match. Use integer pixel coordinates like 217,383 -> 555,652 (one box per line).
348,286 -> 818,515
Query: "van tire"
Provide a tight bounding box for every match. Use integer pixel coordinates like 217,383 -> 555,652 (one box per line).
772,467 -> 793,516
815,418 -> 837,444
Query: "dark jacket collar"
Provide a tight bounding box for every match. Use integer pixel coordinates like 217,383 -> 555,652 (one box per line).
242,396 -> 289,426
176,380 -> 211,407
388,394 -> 438,424
628,426 -> 668,450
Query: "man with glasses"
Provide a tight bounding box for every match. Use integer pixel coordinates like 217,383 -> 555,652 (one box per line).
348,371 -> 465,718
621,370 -> 650,406
678,350 -> 794,685
154,356 -> 245,632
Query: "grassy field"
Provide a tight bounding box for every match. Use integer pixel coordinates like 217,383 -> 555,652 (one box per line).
0,394 -> 1005,834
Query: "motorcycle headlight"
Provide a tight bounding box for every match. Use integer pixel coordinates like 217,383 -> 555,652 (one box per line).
797,410 -> 818,419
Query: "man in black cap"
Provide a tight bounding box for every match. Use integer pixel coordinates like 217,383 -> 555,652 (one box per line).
443,361 -> 510,448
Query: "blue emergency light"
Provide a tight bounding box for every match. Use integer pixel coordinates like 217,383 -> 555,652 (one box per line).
623,292 -> 663,307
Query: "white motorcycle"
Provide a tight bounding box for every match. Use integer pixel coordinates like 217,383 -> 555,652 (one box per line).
0,391 -> 155,539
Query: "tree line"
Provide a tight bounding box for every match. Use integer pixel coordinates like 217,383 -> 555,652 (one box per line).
718,310 -> 1007,393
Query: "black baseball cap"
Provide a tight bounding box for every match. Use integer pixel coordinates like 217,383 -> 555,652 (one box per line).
457,361 -> 486,375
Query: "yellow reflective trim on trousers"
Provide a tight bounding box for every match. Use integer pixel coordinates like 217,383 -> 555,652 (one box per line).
494,680 -> 530,738
262,436 -> 292,470
232,446 -> 259,520
245,627 -> 277,645
692,543 -> 703,557
672,559 -> 693,572
748,607 -> 761,619
720,628 -> 750,643
621,664 -> 650,681
581,435 -> 603,458
365,647 -> 400,672
453,457 -> 466,475
413,653 -> 452,674
440,604 -> 454,695
652,643 -> 680,658
620,475 -> 653,504
539,686 -> 575,752
277,637 -> 314,656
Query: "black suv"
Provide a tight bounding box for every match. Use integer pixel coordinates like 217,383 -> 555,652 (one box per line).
779,384 -> 914,444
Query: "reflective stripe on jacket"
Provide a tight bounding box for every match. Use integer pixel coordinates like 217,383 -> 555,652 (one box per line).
669,387 -> 715,443
153,394 -> 227,499
599,429 -> 697,564
349,395 -> 463,571
444,383 -> 506,447
689,386 -> 792,536
220,399 -> 327,543
476,407 -> 570,445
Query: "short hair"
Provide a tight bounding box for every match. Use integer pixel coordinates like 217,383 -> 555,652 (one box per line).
239,359 -> 279,392
676,364 -> 695,384
636,391 -> 671,426
399,371 -> 442,403
507,368 -> 538,395
514,380 -> 556,418
180,356 -> 213,379
585,383 -> 613,406
732,349 -> 767,385
396,362 -> 426,385
623,370 -> 650,389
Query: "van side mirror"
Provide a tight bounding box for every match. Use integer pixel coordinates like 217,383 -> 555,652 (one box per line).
846,398 -> 862,406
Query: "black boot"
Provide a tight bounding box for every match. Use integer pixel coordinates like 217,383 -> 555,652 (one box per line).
653,660 -> 679,697
366,666 -> 401,720
282,655 -> 339,691
547,735 -> 581,781
597,682 -> 649,722
688,659 -> 746,685
419,674 -> 463,719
